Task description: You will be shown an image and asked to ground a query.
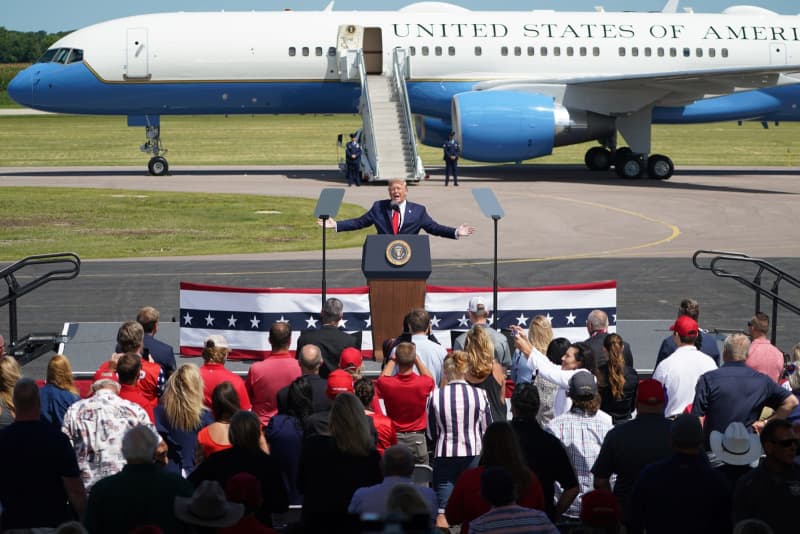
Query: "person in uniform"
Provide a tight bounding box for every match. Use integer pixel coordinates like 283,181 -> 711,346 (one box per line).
345,132 -> 362,187
443,131 -> 460,187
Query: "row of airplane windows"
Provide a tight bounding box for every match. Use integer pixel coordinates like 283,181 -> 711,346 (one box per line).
38,48 -> 85,64
286,45 -> 731,59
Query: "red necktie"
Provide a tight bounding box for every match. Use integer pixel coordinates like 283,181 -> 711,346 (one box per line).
392,209 -> 400,235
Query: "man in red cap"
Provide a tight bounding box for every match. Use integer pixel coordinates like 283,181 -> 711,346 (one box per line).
652,315 -> 717,417
591,379 -> 673,528
339,347 -> 364,380
303,369 -> 355,438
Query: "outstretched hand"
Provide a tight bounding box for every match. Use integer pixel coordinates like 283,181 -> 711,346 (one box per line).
456,224 -> 475,237
317,218 -> 336,229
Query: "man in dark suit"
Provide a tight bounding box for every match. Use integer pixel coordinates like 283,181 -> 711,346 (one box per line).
136,306 -> 177,377
318,178 -> 474,238
295,297 -> 358,378
584,309 -> 634,368
443,131 -> 460,187
345,132 -> 362,187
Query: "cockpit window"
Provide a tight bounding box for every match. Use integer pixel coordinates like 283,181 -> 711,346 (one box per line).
37,49 -> 59,63
35,48 -> 85,64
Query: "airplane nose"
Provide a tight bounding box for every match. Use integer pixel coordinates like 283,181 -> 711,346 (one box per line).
7,67 -> 33,107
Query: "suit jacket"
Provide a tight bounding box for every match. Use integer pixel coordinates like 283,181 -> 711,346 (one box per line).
336,199 -> 457,239
143,334 -> 177,374
295,325 -> 358,378
585,332 -> 634,368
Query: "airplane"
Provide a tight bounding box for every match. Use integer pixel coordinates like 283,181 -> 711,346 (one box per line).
7,2 -> 800,180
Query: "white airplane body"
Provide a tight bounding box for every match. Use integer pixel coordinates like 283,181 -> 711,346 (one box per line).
9,2 -> 800,177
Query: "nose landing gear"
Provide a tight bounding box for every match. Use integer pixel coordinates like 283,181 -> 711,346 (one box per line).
140,124 -> 169,176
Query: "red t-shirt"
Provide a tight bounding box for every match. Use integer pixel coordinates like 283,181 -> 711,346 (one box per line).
374,372 -> 434,432
94,357 -> 161,403
199,363 -> 252,411
245,352 -> 301,427
119,383 -> 156,422
446,466 -> 546,534
367,410 -> 397,455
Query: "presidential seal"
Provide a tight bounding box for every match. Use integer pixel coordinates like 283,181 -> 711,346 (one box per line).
386,239 -> 412,266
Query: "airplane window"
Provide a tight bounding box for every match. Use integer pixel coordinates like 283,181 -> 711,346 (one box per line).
566,47 -> 574,56
422,46 -> 429,56
592,47 -> 600,56
501,46 -> 509,56
696,48 -> 703,58
289,47 -> 296,56
315,47 -> 323,56
540,47 -> 548,56
618,47 -> 626,57
683,47 -> 690,57
657,48 -> 665,57
37,48 -> 59,63
644,48 -> 652,57
670,48 -> 677,57
53,48 -> 71,64
409,46 -> 416,56
474,46 -> 482,56
66,49 -> 84,64
553,47 -> 561,56
302,47 -> 309,57
448,46 -> 455,56
514,46 -> 522,56
579,47 -> 587,56
722,48 -> 728,58
631,47 -> 639,57
528,47 -> 535,56
328,47 -> 336,56
435,46 -> 442,56
708,48 -> 716,58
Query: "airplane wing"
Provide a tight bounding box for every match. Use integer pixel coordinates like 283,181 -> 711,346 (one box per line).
472,64 -> 800,114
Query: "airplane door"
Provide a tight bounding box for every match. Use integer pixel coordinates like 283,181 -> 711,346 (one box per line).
125,28 -> 150,79
363,28 -> 383,74
337,25 -> 364,81
770,42 -> 787,65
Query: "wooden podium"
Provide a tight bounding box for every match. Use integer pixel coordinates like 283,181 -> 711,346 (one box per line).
362,235 -> 432,362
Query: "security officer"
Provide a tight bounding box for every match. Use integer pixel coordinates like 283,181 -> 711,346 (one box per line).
443,131 -> 460,186
345,132 -> 362,187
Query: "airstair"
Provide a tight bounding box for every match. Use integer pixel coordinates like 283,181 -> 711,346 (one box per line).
340,45 -> 425,182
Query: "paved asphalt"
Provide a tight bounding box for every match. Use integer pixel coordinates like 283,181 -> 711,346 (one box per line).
2,163 -> 800,376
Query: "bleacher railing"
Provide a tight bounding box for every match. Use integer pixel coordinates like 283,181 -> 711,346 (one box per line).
692,250 -> 800,345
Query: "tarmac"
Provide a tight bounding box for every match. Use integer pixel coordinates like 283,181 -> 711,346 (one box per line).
1,163 -> 799,377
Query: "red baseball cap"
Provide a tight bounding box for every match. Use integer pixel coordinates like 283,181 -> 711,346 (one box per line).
670,315 -> 699,337
326,369 -> 354,398
636,379 -> 666,406
339,347 -> 363,370
580,490 -> 621,527
225,472 -> 262,510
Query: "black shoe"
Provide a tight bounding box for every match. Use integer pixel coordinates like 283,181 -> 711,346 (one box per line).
454,182 -> 459,186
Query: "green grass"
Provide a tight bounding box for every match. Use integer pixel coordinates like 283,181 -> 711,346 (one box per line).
0,63 -> 27,107
0,187 -> 371,260
1,113 -> 799,168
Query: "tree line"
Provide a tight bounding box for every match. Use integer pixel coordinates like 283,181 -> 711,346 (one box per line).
0,27 -> 71,63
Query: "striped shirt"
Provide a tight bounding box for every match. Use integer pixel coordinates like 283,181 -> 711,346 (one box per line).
427,380 -> 492,458
468,505 -> 559,534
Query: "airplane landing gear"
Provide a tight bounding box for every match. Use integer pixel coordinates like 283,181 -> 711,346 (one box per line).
615,152 -> 645,179
585,147 -> 612,171
140,125 -> 169,176
646,154 -> 674,180
583,145 -> 674,180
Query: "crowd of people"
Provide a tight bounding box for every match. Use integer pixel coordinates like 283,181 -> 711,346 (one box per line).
0,297 -> 800,533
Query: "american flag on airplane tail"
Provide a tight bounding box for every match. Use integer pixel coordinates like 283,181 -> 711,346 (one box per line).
179,280 -> 618,360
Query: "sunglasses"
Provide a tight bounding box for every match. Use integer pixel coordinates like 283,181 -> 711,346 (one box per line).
770,439 -> 799,448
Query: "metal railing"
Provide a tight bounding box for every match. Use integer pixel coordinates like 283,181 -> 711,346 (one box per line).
355,49 -> 379,180
392,47 -> 425,182
692,250 -> 800,345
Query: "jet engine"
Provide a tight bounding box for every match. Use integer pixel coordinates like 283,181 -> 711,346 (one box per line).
450,91 -> 614,162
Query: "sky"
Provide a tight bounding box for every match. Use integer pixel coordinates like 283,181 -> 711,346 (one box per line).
2,0 -> 798,33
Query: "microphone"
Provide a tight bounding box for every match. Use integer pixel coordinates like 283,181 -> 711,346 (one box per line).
390,200 -> 400,211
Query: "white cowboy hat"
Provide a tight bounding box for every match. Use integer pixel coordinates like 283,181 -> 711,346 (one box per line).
710,421 -> 762,466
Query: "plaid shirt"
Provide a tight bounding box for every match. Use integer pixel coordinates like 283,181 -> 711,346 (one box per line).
61,388 -> 155,491
545,408 -> 613,518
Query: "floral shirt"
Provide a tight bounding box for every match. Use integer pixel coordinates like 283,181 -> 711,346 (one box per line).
61,388 -> 155,490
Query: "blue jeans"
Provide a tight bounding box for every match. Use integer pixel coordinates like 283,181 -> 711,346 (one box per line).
432,455 -> 477,513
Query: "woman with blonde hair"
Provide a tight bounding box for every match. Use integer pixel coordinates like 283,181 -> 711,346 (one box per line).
39,354 -> 80,428
198,334 -> 251,410
598,333 -> 639,424
464,325 -> 507,422
154,363 -> 213,476
0,355 -> 22,428
511,316 -> 554,384
299,392 -> 382,531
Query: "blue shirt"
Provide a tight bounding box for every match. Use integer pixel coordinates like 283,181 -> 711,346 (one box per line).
348,475 -> 438,523
691,360 -> 791,448
38,383 -> 79,430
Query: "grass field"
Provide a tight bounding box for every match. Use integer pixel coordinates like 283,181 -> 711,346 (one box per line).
1,114 -> 799,168
0,187 -> 371,260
